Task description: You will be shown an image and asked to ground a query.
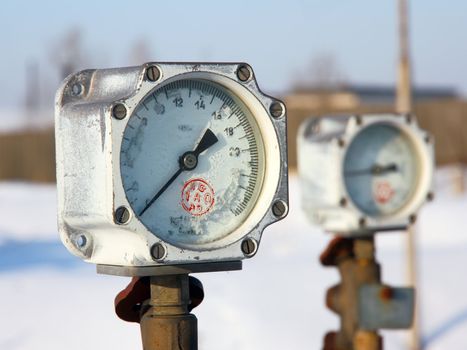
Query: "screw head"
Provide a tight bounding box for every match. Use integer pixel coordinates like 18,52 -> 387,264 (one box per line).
310,121 -> 321,134
241,238 -> 257,257
151,243 -> 166,261
427,192 -> 434,201
359,217 -> 366,227
272,200 -> 288,218
145,65 -> 160,82
337,138 -> 345,148
71,83 -> 83,96
181,152 -> 198,170
112,103 -> 127,120
76,234 -> 87,248
355,115 -> 363,125
270,102 -> 284,118
236,64 -> 251,82
379,286 -> 394,301
114,206 -> 130,225
409,214 -> 417,224
339,197 -> 347,207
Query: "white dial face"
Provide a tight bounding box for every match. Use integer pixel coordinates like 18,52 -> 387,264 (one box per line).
343,123 -> 419,217
120,78 -> 265,247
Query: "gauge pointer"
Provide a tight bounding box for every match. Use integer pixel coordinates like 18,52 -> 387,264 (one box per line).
193,128 -> 218,156
345,163 -> 398,177
139,128 -> 218,216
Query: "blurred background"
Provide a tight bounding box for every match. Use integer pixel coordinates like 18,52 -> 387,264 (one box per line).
0,0 -> 466,349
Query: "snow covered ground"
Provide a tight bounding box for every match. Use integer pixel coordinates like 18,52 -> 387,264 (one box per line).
1,170 -> 466,349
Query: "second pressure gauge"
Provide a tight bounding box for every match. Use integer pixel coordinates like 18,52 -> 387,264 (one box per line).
298,114 -> 434,235
343,123 -> 418,217
55,63 -> 288,270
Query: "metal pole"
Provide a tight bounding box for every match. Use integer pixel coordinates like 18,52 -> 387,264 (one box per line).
140,274 -> 198,350
396,0 -> 412,114
406,223 -> 421,350
395,1 -> 421,348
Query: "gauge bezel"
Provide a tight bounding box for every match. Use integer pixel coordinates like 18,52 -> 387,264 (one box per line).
108,63 -> 288,262
339,115 -> 433,224
342,121 -> 420,217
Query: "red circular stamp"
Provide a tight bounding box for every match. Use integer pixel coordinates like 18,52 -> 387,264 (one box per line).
181,178 -> 215,216
374,181 -> 395,204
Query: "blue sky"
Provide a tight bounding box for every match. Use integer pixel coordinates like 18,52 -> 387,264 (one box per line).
0,0 -> 466,108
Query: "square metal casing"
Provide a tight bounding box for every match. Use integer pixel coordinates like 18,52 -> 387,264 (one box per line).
297,114 -> 434,235
55,62 -> 288,268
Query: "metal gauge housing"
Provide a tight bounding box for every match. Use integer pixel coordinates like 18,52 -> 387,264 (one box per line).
55,63 -> 288,269
297,114 -> 434,235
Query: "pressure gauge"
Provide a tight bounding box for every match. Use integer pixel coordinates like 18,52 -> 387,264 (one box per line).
121,78 -> 265,247
55,63 -> 288,272
297,114 -> 433,235
343,123 -> 419,217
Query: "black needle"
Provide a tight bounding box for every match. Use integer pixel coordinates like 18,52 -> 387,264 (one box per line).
345,163 -> 399,177
139,168 -> 183,216
193,128 -> 218,155
139,128 -> 219,216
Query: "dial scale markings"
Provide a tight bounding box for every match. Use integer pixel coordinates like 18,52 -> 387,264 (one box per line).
120,78 -> 265,246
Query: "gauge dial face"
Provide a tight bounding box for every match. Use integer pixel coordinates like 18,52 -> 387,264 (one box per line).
343,123 -> 418,217
120,78 -> 265,247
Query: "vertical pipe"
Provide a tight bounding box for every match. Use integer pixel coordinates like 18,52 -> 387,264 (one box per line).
140,274 -> 198,350
396,1 -> 421,348
396,0 -> 412,114
406,224 -> 421,350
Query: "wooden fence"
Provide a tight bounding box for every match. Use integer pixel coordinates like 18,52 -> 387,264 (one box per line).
0,128 -> 55,182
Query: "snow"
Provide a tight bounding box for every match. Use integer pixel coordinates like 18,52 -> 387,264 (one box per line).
1,170 -> 467,349
0,182 -> 57,244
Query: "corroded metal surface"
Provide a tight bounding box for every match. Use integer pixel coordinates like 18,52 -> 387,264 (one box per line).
115,276 -> 150,323
321,236 -> 416,350
359,285 -> 414,330
321,237 -> 382,350
115,275 -> 204,324
140,275 -> 197,350
114,274 -> 203,349
140,313 -> 197,350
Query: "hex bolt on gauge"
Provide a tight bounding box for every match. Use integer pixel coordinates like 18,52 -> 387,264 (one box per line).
55,62 -> 288,350
297,114 -> 434,350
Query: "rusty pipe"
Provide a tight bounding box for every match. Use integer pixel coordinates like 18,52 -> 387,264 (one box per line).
140,274 -> 198,350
